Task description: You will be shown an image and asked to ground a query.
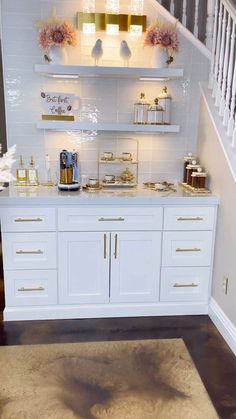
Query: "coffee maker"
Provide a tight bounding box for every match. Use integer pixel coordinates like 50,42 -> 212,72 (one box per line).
58,150 -> 80,191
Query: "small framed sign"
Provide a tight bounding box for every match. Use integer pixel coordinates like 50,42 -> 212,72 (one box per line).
41,91 -> 80,121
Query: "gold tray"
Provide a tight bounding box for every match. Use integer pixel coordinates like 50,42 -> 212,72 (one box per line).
83,185 -> 102,191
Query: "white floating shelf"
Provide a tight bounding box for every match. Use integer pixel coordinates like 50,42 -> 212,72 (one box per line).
36,121 -> 180,133
34,64 -> 184,80
99,160 -> 138,164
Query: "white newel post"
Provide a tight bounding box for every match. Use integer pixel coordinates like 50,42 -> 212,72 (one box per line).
170,0 -> 175,16
205,0 -> 216,49
182,0 -> 187,27
209,0 -> 219,88
194,0 -> 200,38
215,6 -> 226,107
223,22 -> 235,126
219,14 -> 231,116
232,120 -> 236,148
212,2 -> 223,98
227,61 -> 236,137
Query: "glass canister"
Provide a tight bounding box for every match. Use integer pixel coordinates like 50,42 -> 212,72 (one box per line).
134,92 -> 150,124
147,98 -> 164,124
183,152 -> 197,183
191,168 -> 208,189
186,160 -> 201,185
157,86 -> 172,124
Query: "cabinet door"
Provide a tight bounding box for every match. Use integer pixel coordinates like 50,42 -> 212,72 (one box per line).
110,232 -> 161,303
58,232 -> 109,304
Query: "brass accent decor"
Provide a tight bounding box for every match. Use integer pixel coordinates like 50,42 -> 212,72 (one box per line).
42,115 -> 75,121
77,12 -> 146,32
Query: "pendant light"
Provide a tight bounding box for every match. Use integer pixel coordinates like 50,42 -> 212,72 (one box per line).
106,0 -> 120,35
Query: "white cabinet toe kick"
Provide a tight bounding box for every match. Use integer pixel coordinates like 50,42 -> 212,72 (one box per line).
0,204 -> 218,321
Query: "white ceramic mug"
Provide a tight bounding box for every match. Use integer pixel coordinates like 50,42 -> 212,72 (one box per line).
104,174 -> 115,182
88,178 -> 99,186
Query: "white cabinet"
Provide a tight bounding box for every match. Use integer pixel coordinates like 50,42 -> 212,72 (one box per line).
58,232 -> 110,304
110,231 -> 161,303
58,231 -> 161,304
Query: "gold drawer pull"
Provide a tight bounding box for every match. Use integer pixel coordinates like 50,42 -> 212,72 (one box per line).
114,234 -> 118,259
14,217 -> 43,223
177,217 -> 204,221
104,234 -> 107,259
98,217 -> 125,222
176,247 -> 201,252
16,250 -> 43,255
173,283 -> 198,288
18,286 -> 45,292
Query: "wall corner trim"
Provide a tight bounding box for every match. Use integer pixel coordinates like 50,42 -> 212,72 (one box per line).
209,297 -> 236,356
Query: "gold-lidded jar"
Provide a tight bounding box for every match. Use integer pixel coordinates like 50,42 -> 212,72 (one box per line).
147,98 -> 164,125
134,92 -> 150,124
183,152 -> 197,183
186,160 -> 201,185
191,168 -> 208,189
157,86 -> 172,124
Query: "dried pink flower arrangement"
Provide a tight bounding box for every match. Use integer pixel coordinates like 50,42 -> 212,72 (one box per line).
37,17 -> 77,52
144,20 -> 179,64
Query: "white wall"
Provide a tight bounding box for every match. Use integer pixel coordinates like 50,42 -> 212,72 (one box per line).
0,0 -> 210,184
197,95 -> 236,327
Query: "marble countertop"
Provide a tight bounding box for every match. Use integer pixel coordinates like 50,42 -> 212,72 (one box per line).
0,185 -> 220,206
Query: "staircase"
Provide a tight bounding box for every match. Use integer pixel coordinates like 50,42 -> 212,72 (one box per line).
156,0 -> 236,179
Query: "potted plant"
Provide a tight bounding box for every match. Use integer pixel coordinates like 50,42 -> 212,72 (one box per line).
37,16 -> 77,64
144,20 -> 179,68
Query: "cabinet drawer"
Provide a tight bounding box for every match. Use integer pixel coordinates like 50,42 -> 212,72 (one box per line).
162,231 -> 213,266
58,207 -> 163,231
164,207 -> 215,230
2,232 -> 57,270
160,267 -> 210,302
4,270 -> 57,306
1,208 -> 56,232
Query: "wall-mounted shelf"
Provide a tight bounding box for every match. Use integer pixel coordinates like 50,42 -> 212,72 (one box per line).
34,64 -> 184,80
36,121 -> 180,133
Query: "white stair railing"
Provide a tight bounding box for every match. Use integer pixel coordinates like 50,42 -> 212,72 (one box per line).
209,0 -> 236,148
156,0 -> 217,48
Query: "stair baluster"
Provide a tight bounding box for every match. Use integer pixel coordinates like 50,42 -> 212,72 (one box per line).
227,61 -> 236,137
219,14 -> 231,116
212,2 -> 223,98
215,7 -> 227,107
194,0 -> 200,38
209,0 -> 219,88
170,0 -> 175,16
206,0 -> 217,49
223,22 -> 235,127
182,0 -> 187,27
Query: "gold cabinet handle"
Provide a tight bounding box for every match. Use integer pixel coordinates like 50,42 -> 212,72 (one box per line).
114,234 -> 118,259
98,217 -> 125,222
177,217 -> 204,221
176,248 -> 201,252
18,286 -> 45,292
173,283 -> 198,288
14,218 -> 43,223
16,250 -> 43,255
104,234 -> 107,259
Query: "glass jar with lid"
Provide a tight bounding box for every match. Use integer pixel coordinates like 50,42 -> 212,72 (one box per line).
134,92 -> 150,124
157,86 -> 172,124
147,98 -> 164,125
186,160 -> 201,185
191,168 -> 208,189
183,152 -> 197,183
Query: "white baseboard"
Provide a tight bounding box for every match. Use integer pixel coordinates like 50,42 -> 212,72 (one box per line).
209,298 -> 236,356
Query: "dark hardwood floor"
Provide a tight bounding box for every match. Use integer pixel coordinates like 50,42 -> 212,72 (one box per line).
0,267 -> 235,418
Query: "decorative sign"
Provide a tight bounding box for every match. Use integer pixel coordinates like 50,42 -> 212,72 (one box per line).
41,91 -> 80,121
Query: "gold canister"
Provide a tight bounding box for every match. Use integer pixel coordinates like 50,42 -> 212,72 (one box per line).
183,153 -> 197,183
191,168 -> 208,189
186,161 -> 201,185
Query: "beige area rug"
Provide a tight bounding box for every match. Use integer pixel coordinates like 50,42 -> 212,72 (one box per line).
0,339 -> 218,419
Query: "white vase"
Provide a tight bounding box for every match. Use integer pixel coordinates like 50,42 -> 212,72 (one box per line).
47,46 -> 68,65
151,47 -> 169,68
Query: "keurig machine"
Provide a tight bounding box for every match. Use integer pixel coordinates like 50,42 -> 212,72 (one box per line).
58,150 -> 80,191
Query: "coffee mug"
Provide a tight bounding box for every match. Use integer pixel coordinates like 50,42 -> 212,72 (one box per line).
122,152 -> 132,160
103,152 -> 113,159
88,178 -> 99,186
104,174 -> 115,182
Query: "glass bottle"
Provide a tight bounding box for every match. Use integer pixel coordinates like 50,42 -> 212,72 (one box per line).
191,168 -> 208,189
134,92 -> 150,124
157,86 -> 172,124
183,152 -> 197,183
27,156 -> 39,185
186,160 -> 201,185
16,155 -> 27,185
